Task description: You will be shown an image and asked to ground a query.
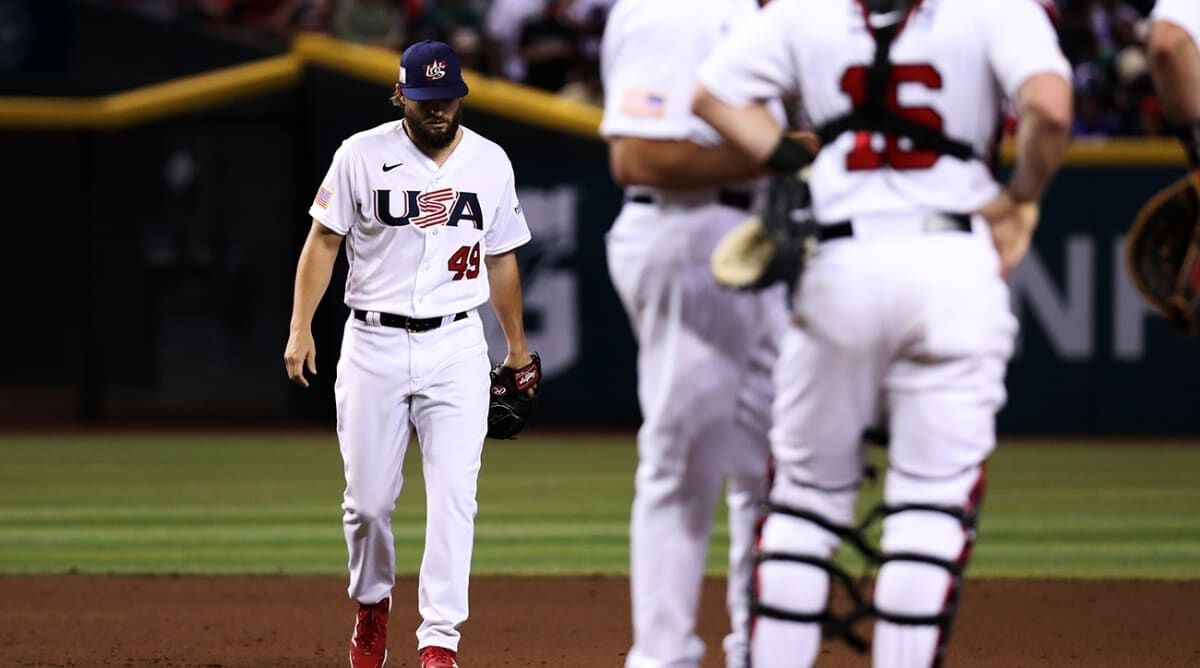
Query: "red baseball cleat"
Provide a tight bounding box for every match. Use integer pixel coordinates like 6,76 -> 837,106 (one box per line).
348,598 -> 389,668
419,645 -> 459,668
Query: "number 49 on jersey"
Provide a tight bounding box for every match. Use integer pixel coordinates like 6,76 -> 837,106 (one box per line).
448,243 -> 481,280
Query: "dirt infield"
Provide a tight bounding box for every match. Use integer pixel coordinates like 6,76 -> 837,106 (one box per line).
1,576 -> 1197,667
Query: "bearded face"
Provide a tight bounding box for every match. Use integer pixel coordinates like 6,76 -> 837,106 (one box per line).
403,97 -> 464,151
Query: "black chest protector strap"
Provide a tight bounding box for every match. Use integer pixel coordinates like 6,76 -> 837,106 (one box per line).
816,18 -> 977,163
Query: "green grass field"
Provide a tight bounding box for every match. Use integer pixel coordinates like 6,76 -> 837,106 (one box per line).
0,433 -> 1197,579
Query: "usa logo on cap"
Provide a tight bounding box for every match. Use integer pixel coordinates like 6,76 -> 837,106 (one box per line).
399,41 -> 469,101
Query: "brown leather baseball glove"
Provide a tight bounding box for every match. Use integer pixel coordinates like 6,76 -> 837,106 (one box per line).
1125,172 -> 1200,336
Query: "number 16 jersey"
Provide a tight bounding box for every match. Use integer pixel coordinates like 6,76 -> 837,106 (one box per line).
697,0 -> 1070,222
310,120 -> 531,318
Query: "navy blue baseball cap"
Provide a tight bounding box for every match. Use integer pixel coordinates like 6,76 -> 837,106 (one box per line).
399,40 -> 469,101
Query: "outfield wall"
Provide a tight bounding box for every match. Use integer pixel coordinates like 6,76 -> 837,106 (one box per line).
0,5 -> 1196,432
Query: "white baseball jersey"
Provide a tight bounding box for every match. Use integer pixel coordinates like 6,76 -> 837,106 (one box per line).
697,0 -> 1071,221
310,121 -> 531,318
1154,0 -> 1200,48
601,0 -> 771,147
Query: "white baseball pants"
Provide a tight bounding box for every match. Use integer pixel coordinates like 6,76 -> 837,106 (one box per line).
334,310 -> 490,653
608,197 -> 784,668
753,216 -> 1016,668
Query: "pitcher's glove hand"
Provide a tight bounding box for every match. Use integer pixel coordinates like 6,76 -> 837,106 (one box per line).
1126,172 -> 1200,336
487,352 -> 542,439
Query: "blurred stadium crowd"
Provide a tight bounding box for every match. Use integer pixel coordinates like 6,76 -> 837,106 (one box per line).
105,0 -> 1166,136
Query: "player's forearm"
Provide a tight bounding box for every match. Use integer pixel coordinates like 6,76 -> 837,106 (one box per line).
691,86 -> 782,164
289,225 -> 341,332
485,252 -> 529,357
1148,21 -> 1200,124
607,136 -> 766,189
1007,73 -> 1072,203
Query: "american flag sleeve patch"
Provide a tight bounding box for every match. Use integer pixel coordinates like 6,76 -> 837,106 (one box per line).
622,89 -> 667,118
315,186 -> 333,209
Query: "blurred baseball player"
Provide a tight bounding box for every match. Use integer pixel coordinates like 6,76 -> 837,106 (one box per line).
1148,0 -> 1200,137
694,1 -> 1071,666
283,40 -> 534,668
1123,2 -> 1200,337
600,1 -> 789,667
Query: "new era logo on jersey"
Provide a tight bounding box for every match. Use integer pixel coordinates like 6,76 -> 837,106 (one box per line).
425,60 -> 447,80
374,188 -> 484,230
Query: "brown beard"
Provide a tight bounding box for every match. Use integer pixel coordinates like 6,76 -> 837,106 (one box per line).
405,106 -> 463,151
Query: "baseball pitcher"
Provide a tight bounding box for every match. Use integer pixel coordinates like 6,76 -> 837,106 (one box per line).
601,1 -> 789,667
694,1 -> 1072,666
283,40 -> 538,668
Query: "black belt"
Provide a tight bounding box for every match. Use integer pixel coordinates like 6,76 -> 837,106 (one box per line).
353,309 -> 468,332
626,190 -> 754,213
817,213 -> 972,243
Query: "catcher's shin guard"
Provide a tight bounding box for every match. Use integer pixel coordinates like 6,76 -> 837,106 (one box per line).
749,483 -> 860,668
872,466 -> 986,668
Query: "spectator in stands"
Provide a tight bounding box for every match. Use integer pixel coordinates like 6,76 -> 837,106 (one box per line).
111,0 -> 182,22
556,0 -> 610,105
407,0 -> 487,70
194,0 -> 311,37
1075,81 -> 1123,136
1139,93 -> 1167,137
516,0 -> 578,93
318,0 -> 407,49
1089,0 -> 1144,55
110,0 -> 1180,125
483,0 -> 544,81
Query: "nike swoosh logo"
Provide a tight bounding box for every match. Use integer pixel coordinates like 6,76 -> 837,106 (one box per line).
382,162 -> 404,172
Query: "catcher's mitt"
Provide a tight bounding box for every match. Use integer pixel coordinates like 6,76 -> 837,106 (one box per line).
1125,172 -> 1200,336
711,167 -> 820,292
487,352 -> 541,439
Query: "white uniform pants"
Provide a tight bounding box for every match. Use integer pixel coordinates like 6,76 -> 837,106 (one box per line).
753,218 -> 1017,668
608,198 -> 783,668
334,311 -> 490,653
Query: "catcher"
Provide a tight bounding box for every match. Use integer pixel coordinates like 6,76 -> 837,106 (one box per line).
1127,0 -> 1200,336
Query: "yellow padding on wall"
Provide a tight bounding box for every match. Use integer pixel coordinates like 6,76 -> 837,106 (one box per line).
292,33 -> 602,139
1001,137 -> 1184,166
0,55 -> 302,129
0,31 -> 1184,167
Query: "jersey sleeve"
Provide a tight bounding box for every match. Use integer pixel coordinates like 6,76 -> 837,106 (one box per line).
485,162 -> 532,256
695,0 -> 799,109
985,0 -> 1071,102
1153,0 -> 1200,49
308,141 -> 358,235
599,3 -> 717,141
